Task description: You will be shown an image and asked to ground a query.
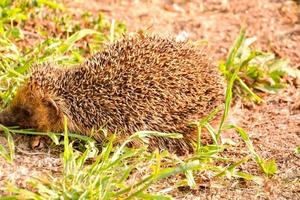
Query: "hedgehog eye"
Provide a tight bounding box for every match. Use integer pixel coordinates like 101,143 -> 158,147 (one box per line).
22,108 -> 32,118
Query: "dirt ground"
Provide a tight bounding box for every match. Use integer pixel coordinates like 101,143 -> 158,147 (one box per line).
0,0 -> 299,199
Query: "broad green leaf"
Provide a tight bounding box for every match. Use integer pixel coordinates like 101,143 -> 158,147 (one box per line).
260,159 -> 277,176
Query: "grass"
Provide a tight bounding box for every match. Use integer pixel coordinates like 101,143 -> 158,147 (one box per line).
0,0 -> 298,199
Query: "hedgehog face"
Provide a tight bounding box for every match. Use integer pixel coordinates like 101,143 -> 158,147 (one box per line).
0,86 -> 64,132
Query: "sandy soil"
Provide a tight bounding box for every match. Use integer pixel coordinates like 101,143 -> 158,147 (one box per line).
1,0 -> 299,199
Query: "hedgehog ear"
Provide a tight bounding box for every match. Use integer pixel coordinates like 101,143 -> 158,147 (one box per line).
43,97 -> 59,116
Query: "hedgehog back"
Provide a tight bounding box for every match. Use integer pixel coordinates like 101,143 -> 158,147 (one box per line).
32,35 -> 224,152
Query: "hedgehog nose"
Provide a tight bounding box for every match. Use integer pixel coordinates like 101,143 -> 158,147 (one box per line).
0,110 -> 16,126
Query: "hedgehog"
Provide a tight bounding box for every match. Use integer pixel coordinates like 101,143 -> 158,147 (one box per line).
0,34 -> 224,153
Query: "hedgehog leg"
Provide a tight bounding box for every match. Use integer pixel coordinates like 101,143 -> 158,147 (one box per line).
30,135 -> 52,149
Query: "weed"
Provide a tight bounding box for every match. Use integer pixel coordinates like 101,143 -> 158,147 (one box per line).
219,28 -> 299,102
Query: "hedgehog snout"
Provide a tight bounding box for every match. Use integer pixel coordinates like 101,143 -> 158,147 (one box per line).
0,109 -> 17,126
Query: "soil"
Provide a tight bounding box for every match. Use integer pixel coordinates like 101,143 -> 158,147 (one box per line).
1,0 -> 299,199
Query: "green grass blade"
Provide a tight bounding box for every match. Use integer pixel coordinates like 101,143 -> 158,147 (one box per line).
225,28 -> 246,70
59,29 -> 101,54
224,124 -> 277,176
0,124 -> 15,162
237,77 -> 262,102
216,72 -> 237,139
